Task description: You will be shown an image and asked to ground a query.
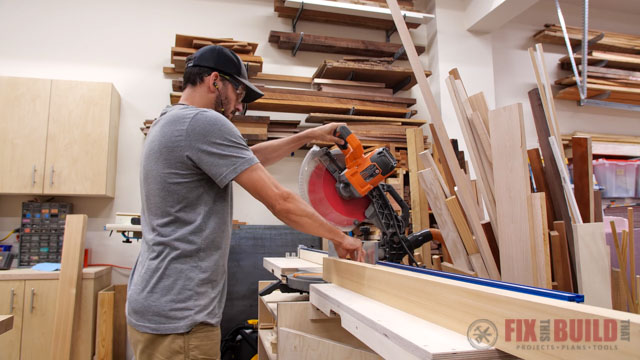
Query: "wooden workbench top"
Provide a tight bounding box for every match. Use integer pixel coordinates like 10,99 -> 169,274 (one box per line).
0,266 -> 111,280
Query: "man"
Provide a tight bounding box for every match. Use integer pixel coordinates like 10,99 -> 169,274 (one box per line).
127,45 -> 363,359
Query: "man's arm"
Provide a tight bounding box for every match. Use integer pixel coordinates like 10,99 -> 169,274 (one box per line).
250,123 -> 345,167
235,162 -> 363,260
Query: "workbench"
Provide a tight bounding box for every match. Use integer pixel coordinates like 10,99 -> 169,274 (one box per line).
258,249 -> 515,359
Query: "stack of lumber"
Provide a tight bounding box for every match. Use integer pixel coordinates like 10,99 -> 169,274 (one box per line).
140,115 -> 271,141
533,24 -> 640,106
528,44 -> 617,309
562,132 -> 640,157
162,34 -> 263,76
313,59 -> 431,93
273,0 -> 422,31
268,31 -> 424,59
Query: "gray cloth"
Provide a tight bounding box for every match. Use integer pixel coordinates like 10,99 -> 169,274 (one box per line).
127,104 -> 259,334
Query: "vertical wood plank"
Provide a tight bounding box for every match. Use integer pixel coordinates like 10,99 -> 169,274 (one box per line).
529,88 -> 577,292
552,221 -> 574,292
528,147 -> 557,227
51,214 -> 88,360
113,285 -> 128,359
572,136 -> 594,223
445,196 -> 480,255
573,223 -> 612,308
95,287 -> 114,360
490,103 -> 535,286
480,220 -> 500,273
531,193 -> 552,289
467,92 -> 490,135
629,208 -> 637,312
428,123 -> 456,195
386,0 -> 499,280
418,169 -> 472,271
406,127 -> 430,265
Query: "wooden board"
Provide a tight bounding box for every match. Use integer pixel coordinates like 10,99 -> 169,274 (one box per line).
573,223 -> 613,308
572,136 -> 594,223
278,301 -> 371,350
175,34 -> 258,54
559,51 -> 640,72
278,327 -> 381,360
269,31 -> 424,59
418,150 -> 450,197
263,257 -> 322,279
551,222 -> 574,293
428,124 -> 455,196
418,169 -> 471,271
251,72 -> 312,84
387,0 -> 499,280
529,88 -> 577,292
248,98 -> 412,117
312,60 -> 431,92
528,147 -> 556,227
549,136 -> 582,225
444,196 -> 479,255
319,84 -> 394,96
534,25 -> 640,55
312,78 -> 387,88
0,315 -> 13,336
257,85 -> 416,106
406,127 -> 429,236
310,283 -> 517,360
51,214 -> 88,360
306,113 -> 424,126
556,86 -> 640,106
530,193 -> 552,289
489,104 -> 535,286
95,284 -> 127,360
324,257 -> 640,359
274,0 -> 422,31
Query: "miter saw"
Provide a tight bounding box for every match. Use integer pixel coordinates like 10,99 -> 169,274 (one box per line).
300,125 -> 435,265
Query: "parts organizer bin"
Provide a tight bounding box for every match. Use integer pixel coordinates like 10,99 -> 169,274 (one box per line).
593,159 -> 638,198
18,202 -> 72,267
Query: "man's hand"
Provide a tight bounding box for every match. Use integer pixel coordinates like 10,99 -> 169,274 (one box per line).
306,123 -> 347,145
334,235 -> 365,262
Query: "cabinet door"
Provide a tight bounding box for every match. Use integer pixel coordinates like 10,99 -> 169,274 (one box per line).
21,280 -> 58,360
0,281 -> 25,360
0,77 -> 50,194
44,80 -> 117,196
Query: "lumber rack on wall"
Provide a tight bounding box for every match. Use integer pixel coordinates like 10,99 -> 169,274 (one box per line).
553,0 -> 640,112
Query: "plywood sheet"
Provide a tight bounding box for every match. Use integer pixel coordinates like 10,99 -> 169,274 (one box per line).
573,223 -> 613,308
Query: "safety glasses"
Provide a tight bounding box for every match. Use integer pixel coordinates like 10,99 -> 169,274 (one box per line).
219,73 -> 246,102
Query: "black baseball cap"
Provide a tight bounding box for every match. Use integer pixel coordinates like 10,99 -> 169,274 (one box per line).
186,45 -> 264,103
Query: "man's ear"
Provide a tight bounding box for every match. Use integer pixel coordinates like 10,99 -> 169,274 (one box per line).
208,72 -> 220,92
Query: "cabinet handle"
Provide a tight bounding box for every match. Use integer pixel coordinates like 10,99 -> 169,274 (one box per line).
9,288 -> 14,313
30,288 -> 35,313
32,165 -> 36,185
50,165 -> 55,186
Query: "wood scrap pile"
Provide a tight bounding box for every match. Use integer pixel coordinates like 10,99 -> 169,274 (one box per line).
273,0 -> 422,31
268,30 -> 425,59
162,34 -> 263,76
533,24 -> 640,106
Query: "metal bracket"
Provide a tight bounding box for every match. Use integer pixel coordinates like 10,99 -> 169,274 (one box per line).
348,106 -> 356,115
392,76 -> 412,94
404,110 -> 412,119
592,59 -> 608,67
587,91 -> 611,101
292,32 -> 304,56
385,13 -> 406,42
345,71 -> 355,81
241,103 -> 248,116
392,46 -> 406,62
293,1 -> 304,33
580,98 -> 640,112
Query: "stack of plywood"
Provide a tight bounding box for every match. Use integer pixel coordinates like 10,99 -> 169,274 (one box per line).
163,34 -> 263,76
533,24 -> 640,106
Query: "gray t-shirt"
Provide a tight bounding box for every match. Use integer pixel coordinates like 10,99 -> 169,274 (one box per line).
127,104 -> 259,334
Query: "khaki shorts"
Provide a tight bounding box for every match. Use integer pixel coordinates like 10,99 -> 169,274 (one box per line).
128,323 -> 221,360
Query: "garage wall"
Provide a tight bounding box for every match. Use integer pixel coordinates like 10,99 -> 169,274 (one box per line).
0,0 -> 430,282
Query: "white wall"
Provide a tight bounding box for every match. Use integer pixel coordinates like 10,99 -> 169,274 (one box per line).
0,0 -> 431,284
